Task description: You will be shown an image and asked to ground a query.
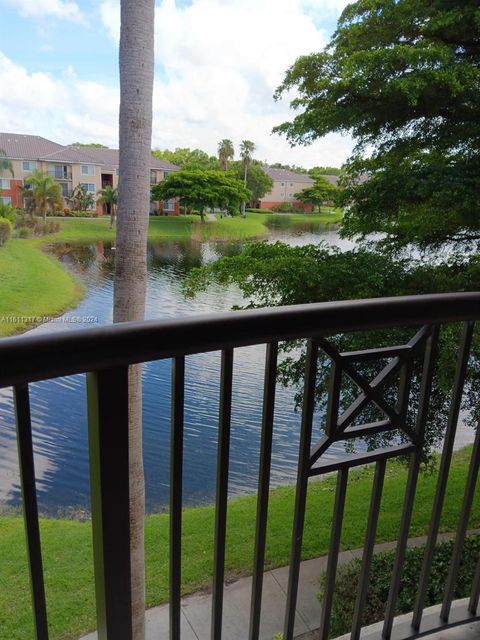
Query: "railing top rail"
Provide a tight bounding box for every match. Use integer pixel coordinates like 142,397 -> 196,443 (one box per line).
0,292 -> 479,387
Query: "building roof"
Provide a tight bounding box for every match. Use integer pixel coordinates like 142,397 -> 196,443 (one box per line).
40,146 -> 102,164
263,167 -> 315,183
72,146 -> 180,173
0,132 -> 180,172
263,167 -> 313,183
0,132 -> 64,160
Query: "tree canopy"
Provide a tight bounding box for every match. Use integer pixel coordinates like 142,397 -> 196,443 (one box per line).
274,0 -> 480,250
151,169 -> 251,221
295,176 -> 338,212
152,147 -> 219,170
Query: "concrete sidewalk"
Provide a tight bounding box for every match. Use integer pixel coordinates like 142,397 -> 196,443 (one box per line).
81,532 -> 479,640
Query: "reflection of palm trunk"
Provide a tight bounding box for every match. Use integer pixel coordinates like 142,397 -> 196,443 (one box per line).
113,2 -> 155,638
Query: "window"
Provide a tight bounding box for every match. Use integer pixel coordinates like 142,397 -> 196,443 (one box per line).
164,170 -> 172,179
81,164 -> 95,176
288,193 -> 293,197
150,170 -> 157,185
164,199 -> 175,211
280,182 -> 284,186
80,183 -> 96,193
50,164 -> 71,179
0,178 -> 10,189
22,161 -> 37,172
290,182 -> 294,187
60,183 -> 70,197
0,196 -> 11,205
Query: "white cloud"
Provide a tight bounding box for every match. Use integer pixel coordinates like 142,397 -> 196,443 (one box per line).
97,0 -> 353,166
0,0 -> 353,167
0,52 -> 118,145
8,0 -> 85,23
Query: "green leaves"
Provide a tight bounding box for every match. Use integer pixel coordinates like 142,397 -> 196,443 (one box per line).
151,169 -> 251,216
273,0 -> 480,249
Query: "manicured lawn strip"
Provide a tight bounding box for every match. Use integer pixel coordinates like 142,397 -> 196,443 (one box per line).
0,239 -> 82,336
195,214 -> 269,240
0,447 -> 477,639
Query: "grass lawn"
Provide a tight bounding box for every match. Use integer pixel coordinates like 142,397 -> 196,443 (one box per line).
0,239 -> 82,336
1,446 -> 478,639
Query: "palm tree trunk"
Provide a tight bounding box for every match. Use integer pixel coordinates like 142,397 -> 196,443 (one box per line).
114,2 -> 154,638
240,163 -> 247,217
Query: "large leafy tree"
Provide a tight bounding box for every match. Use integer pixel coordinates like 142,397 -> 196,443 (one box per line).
217,138 -> 234,171
114,1 -> 155,637
184,241 -> 480,455
152,169 -> 251,221
295,176 -> 338,212
22,170 -> 63,222
273,0 -> 480,250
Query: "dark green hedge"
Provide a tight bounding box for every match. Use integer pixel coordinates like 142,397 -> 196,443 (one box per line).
319,535 -> 480,638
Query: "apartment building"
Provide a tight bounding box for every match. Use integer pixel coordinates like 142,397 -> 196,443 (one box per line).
259,167 -> 315,212
0,133 -> 180,215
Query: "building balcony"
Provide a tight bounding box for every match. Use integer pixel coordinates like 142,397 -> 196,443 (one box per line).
47,169 -> 72,180
1,293 -> 480,639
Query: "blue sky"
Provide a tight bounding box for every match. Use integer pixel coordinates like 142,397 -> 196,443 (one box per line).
0,0 -> 353,167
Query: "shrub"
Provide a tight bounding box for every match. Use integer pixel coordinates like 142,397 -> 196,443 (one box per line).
319,535 -> 480,638
69,209 -> 98,218
17,227 -> 30,238
0,218 -> 12,245
246,208 -> 273,213
0,202 -> 17,226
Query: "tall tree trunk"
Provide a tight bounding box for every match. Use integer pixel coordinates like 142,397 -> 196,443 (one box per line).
114,2 -> 154,639
241,162 -> 247,217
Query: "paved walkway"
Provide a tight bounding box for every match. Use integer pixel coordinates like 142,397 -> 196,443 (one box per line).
81,531 -> 480,640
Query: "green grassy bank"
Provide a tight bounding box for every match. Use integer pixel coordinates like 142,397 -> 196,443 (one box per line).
0,239 -> 82,336
1,447 -> 477,639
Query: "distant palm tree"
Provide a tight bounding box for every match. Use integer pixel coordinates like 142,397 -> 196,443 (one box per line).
97,185 -> 118,227
239,140 -> 255,217
218,138 -> 234,171
23,170 -> 63,222
0,148 -> 14,178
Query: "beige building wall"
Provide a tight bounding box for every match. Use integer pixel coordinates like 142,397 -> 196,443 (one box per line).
266,178 -> 314,203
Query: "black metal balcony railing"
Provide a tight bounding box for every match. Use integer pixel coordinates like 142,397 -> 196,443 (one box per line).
1,293 -> 480,640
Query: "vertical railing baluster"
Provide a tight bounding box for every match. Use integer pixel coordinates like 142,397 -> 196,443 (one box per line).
318,469 -> 349,640
249,342 -> 278,640
412,321 -> 474,630
170,357 -> 185,639
87,367 -> 133,640
382,326 -> 439,639
283,339 -> 319,640
441,424 -> 480,621
351,459 -> 386,639
14,383 -> 49,640
211,349 -> 234,640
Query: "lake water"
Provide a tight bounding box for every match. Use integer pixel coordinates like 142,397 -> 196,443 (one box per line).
0,220 -> 472,514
